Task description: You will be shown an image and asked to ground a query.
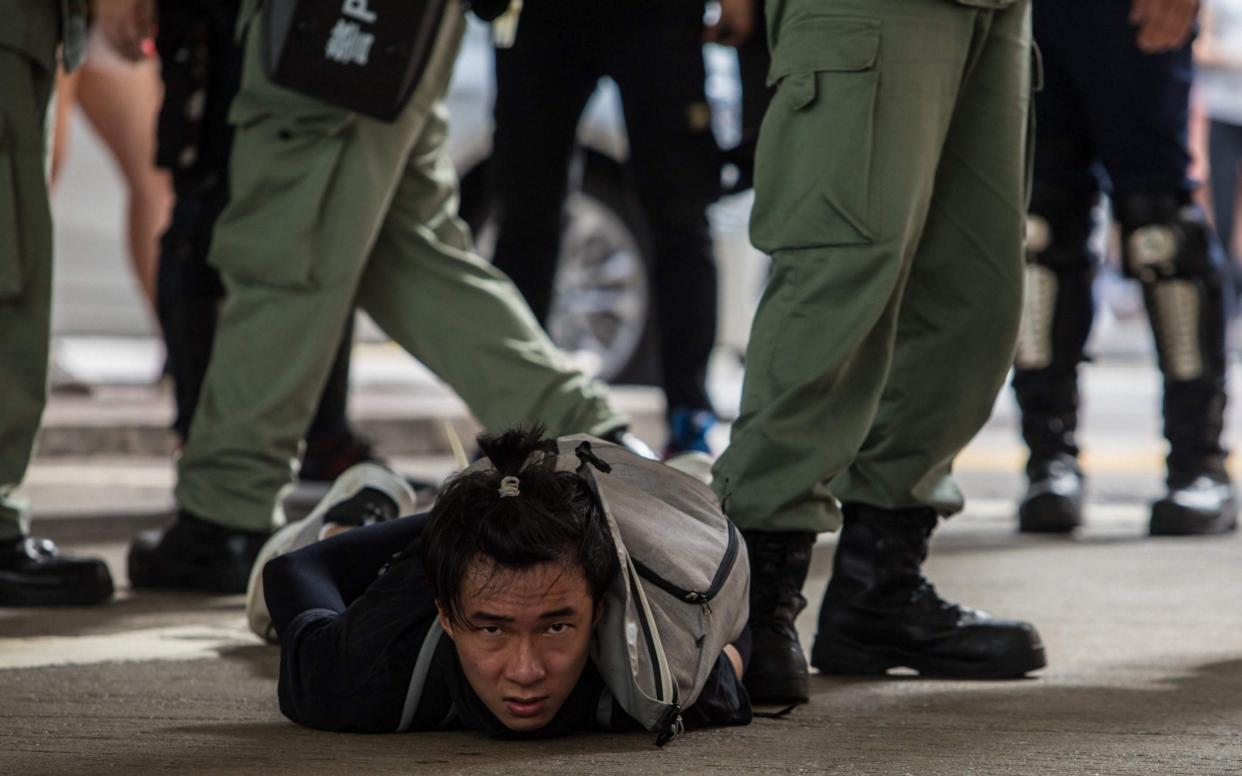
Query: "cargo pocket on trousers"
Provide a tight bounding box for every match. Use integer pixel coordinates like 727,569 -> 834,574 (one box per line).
0,117 -> 24,301
750,16 -> 880,253
209,107 -> 354,291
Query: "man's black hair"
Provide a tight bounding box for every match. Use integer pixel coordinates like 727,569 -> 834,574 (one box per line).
422,426 -> 619,626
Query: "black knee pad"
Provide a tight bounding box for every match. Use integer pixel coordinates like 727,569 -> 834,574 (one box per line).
1114,192 -> 1217,283
1025,186 -> 1098,270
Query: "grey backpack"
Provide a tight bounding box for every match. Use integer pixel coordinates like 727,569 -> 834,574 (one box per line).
398,434 -> 749,744
562,435 -> 749,742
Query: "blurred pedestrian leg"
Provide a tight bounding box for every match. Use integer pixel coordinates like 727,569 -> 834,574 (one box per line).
51,24 -> 171,312
489,0 -> 721,457
1199,0 -> 1242,269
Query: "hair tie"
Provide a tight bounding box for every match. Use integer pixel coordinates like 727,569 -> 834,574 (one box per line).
498,476 -> 521,498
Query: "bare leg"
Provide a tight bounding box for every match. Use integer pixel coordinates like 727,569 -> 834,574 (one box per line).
74,58 -> 171,309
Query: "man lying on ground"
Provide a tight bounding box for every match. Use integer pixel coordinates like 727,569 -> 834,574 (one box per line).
250,427 -> 752,738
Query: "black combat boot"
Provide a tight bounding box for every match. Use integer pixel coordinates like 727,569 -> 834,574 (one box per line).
1013,374 -> 1086,534
1120,195 -> 1236,537
1011,187 -> 1097,534
128,511 -> 268,594
811,505 -> 1046,678
1019,453 -> 1084,533
0,536 -> 114,607
1151,466 -> 1238,536
743,530 -> 816,704
1150,377 -> 1236,536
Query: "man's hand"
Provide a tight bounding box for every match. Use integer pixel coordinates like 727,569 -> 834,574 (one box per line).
94,0 -> 157,62
1130,0 -> 1199,54
723,644 -> 744,680
704,0 -> 756,48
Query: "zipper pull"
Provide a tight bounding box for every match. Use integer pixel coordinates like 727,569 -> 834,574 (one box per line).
575,441 -> 613,474
654,708 -> 684,747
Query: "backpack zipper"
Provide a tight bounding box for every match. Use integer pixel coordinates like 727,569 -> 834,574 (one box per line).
631,521 -> 740,605
626,553 -> 676,706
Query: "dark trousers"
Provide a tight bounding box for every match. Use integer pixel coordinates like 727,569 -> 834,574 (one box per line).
1031,0 -> 1194,196
1209,119 -> 1242,264
489,0 -> 719,412
1013,0 -> 1229,475
155,0 -> 352,442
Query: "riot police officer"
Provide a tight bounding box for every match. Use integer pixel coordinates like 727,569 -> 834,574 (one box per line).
153,0 -> 376,485
714,0 -> 1046,705
0,0 -> 114,606
1013,0 -> 1236,536
123,0 -> 645,594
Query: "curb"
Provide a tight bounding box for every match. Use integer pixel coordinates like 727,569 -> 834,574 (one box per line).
34,386 -> 669,460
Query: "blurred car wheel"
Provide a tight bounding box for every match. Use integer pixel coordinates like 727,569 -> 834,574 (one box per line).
459,151 -> 658,383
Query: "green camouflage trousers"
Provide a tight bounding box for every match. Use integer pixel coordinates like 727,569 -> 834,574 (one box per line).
0,28 -> 59,540
176,5 -> 624,532
714,0 -> 1035,532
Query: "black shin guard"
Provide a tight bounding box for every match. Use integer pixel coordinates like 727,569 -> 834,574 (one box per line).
1115,193 -> 1237,535
1012,187 -> 1098,530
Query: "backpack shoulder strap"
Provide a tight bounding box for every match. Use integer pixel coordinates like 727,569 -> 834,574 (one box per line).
397,619 -> 445,732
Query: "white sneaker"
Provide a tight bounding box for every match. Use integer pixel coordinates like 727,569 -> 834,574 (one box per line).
245,462 -> 418,643
664,451 -> 715,485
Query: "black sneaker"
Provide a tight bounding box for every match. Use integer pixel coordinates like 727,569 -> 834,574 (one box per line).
128,512 -> 268,594
0,536 -> 114,607
663,408 -> 717,458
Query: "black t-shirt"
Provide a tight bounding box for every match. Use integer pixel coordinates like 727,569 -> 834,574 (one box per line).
266,516 -> 750,737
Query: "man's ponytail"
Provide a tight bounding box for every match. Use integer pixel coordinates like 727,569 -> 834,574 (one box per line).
421,426 -> 618,627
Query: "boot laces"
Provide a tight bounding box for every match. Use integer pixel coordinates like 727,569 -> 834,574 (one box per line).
749,542 -> 809,628
879,511 -> 957,613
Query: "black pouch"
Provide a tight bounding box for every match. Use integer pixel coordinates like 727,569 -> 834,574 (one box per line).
261,0 -> 448,121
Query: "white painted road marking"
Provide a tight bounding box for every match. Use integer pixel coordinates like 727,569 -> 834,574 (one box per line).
0,624 -> 262,670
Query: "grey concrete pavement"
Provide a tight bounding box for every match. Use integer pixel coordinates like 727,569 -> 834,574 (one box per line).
4,351 -> 1242,774
31,67 -> 1241,776
2,502 -> 1240,775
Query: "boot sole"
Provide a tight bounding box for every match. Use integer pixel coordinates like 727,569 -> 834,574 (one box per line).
127,550 -> 251,595
811,632 -> 1047,679
0,576 -> 114,607
1018,495 -> 1082,534
1150,502 -> 1239,536
744,672 -> 810,705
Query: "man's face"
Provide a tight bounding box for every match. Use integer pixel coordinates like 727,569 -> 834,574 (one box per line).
439,560 -> 599,732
